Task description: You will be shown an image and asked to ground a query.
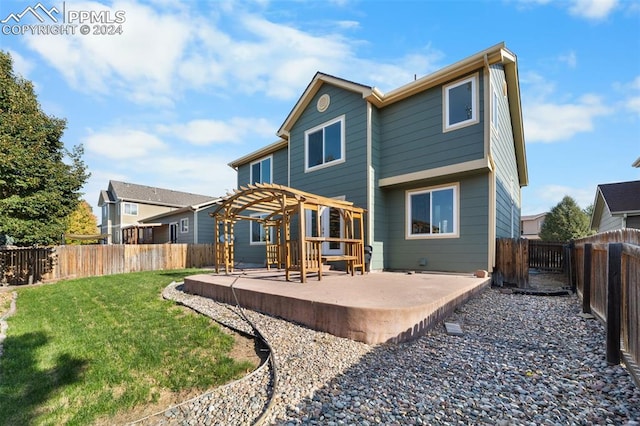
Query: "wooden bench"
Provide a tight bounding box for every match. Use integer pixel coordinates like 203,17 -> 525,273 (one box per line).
321,255 -> 359,276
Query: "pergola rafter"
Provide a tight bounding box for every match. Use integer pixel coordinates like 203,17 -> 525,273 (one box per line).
210,183 -> 365,283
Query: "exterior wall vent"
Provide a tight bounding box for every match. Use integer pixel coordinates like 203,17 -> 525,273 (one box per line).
317,94 -> 330,112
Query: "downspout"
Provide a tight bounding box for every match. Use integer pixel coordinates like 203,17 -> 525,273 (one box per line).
366,101 -> 373,246
194,209 -> 198,244
484,53 -> 497,272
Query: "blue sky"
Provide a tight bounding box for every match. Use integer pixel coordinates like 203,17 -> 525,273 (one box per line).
1,0 -> 639,219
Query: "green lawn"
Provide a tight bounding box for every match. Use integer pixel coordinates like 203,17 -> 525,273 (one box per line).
0,269 -> 256,425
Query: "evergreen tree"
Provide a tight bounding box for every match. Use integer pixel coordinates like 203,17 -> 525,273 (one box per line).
64,200 -> 99,244
540,196 -> 592,242
0,51 -> 89,246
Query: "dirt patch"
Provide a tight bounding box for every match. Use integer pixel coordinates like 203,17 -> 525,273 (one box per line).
528,270 -> 570,290
0,291 -> 13,318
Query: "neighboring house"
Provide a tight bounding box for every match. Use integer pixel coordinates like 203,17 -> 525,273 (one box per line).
590,180 -> 640,233
97,180 -> 215,244
227,42 -> 528,273
139,199 -> 220,244
521,213 -> 546,240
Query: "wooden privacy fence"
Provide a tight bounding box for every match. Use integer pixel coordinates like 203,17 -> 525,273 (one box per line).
573,229 -> 640,387
1,244 -> 216,284
0,247 -> 55,285
528,240 -> 567,272
494,238 -> 529,287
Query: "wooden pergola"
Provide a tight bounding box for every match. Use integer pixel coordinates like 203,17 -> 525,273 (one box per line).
210,183 -> 366,283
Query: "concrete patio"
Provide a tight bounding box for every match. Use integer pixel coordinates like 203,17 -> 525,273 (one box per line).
183,269 -> 491,344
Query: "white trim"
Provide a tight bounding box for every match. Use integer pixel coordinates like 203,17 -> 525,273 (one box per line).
405,183 -> 460,239
443,73 -> 479,132
304,115 -> 346,172
193,211 -> 198,243
366,101 -> 374,246
249,213 -> 274,245
379,158 -> 490,187
249,154 -> 273,184
180,218 -> 189,233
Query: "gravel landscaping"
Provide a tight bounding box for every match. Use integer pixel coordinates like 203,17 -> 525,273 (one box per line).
145,280 -> 640,425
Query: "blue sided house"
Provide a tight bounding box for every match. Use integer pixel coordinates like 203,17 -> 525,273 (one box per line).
226,42 -> 528,274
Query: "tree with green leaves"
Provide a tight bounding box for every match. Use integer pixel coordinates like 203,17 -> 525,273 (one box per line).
64,200 -> 99,244
0,50 -> 89,246
540,195 -> 593,242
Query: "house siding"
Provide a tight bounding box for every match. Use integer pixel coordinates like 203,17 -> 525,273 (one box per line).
384,173 -> 489,272
489,64 -> 521,238
379,71 -> 485,180
289,84 -> 368,210
234,147 -> 290,265
370,105 -> 386,270
596,207 -> 624,232
196,207 -> 217,244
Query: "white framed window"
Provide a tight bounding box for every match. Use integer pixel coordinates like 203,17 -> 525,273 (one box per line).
123,202 -> 138,216
305,115 -> 345,172
443,74 -> 479,132
102,204 -> 108,220
406,183 -> 459,239
250,155 -> 272,184
250,213 -> 275,245
180,218 -> 189,233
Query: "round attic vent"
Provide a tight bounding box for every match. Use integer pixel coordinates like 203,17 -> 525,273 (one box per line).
317,94 -> 330,112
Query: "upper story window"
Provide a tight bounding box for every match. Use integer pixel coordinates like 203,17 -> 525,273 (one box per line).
123,202 -> 138,216
406,183 -> 459,239
180,218 -> 189,233
102,204 -> 108,220
250,156 -> 272,184
305,115 -> 345,172
443,74 -> 478,132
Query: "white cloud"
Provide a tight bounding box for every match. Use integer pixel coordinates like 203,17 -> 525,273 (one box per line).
23,0 -> 192,105
84,129 -> 167,159
157,117 -> 276,145
622,76 -> 640,117
558,51 -> 577,68
532,184 -> 595,210
522,72 -> 612,143
5,49 -> 34,78
568,0 -> 618,20
524,94 -> 611,142
20,1 -> 443,105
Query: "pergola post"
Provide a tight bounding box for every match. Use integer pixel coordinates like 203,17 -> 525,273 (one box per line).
299,200 -> 307,283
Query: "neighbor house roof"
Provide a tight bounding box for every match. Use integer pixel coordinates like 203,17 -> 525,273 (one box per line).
101,180 -> 215,208
596,180 -> 640,214
521,213 -> 547,221
140,198 -> 222,223
591,180 -> 640,229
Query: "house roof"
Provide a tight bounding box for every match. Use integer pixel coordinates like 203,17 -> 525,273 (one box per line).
140,198 -> 221,223
521,213 -> 547,221
103,180 -> 216,208
231,42 -> 527,186
633,157 -> 640,168
596,180 -> 640,214
591,180 -> 640,229
228,139 -> 288,169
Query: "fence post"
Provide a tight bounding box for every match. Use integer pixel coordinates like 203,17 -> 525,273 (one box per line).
583,243 -> 592,313
567,241 -> 575,293
607,243 -> 623,365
